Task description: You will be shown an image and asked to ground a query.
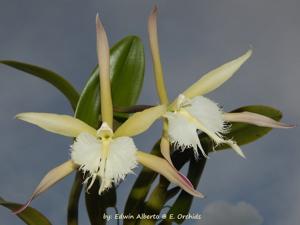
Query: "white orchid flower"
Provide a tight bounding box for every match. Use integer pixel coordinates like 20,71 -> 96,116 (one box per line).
14,14 -> 203,214
148,6 -> 294,161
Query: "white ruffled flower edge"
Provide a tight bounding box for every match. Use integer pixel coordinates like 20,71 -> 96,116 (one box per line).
166,95 -> 244,158
71,132 -> 138,194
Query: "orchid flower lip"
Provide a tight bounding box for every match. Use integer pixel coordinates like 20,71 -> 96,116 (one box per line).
165,95 -> 246,158
71,132 -> 138,195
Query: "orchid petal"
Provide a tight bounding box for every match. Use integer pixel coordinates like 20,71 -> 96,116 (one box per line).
148,6 -> 169,104
96,14 -> 113,127
16,112 -> 97,137
14,160 -> 76,214
224,111 -> 295,129
114,105 -> 166,137
136,151 -> 204,198
179,50 -> 252,101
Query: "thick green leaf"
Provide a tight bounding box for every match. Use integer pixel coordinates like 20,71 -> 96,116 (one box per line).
75,36 -> 145,125
85,182 -> 116,225
138,177 -> 169,225
0,196 -> 52,225
0,61 -> 79,110
70,35 -> 145,225
67,172 -> 83,225
110,36 -> 145,107
75,66 -> 100,127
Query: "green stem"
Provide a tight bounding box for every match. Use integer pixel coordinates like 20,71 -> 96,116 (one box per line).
67,172 -> 83,225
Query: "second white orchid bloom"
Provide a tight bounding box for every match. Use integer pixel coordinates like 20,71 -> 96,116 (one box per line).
148,7 -> 293,160
166,94 -> 240,158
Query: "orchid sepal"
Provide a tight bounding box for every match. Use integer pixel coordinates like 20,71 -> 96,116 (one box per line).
96,14 -> 113,127
169,50 -> 252,110
14,160 -> 76,214
224,111 -> 296,129
16,113 -> 97,137
148,6 -> 169,104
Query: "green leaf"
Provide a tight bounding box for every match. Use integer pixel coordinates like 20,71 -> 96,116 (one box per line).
205,105 -> 283,152
0,61 -> 79,110
75,66 -> 100,127
0,196 -> 52,225
71,35 -> 145,225
67,172 -> 83,225
75,36 -> 145,125
110,36 -> 145,107
85,181 -> 116,225
138,177 -> 169,225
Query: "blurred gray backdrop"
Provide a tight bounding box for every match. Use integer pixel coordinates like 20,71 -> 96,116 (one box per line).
0,0 -> 299,225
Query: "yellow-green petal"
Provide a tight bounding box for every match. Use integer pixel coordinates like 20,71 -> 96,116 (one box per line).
178,50 -> 252,102
114,105 -> 166,137
16,112 -> 97,137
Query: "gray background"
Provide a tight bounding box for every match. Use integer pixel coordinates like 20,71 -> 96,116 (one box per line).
0,0 -> 299,225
